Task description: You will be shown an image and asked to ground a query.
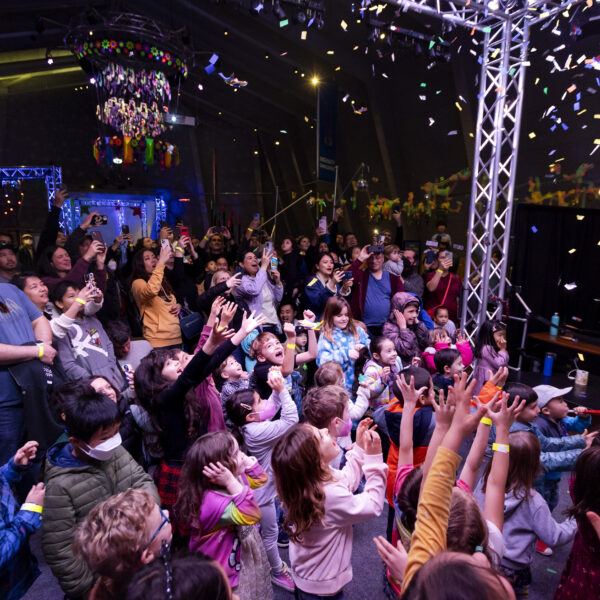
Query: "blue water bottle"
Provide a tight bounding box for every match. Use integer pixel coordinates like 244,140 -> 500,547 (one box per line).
550,312 -> 560,337
543,353 -> 555,377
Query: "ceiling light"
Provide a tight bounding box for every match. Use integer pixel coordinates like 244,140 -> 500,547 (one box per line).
311,76 -> 319,85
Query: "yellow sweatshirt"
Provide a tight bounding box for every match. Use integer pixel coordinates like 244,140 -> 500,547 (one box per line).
402,446 -> 461,589
131,265 -> 182,348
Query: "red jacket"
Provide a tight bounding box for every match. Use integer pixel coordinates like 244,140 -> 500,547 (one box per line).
348,259 -> 403,321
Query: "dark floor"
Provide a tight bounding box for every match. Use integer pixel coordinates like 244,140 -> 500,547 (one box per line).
23,474 -> 573,600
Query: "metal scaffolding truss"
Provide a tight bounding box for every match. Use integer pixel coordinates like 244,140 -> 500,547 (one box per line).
0,165 -> 64,229
390,0 -> 578,340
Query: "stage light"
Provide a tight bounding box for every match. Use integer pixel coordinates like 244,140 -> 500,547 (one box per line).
251,0 -> 264,14
273,1 -> 287,20
113,157 -> 123,164
46,49 -> 54,65
379,32 -> 386,40
198,83 -> 203,90
311,76 -> 319,86
89,77 -> 96,84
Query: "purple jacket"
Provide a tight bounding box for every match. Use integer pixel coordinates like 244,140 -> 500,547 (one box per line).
233,268 -> 283,316
472,345 -> 509,395
189,458 -> 267,588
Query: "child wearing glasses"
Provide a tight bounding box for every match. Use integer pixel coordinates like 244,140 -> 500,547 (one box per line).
74,489 -> 172,600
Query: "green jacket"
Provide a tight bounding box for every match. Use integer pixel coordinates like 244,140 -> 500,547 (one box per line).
41,441 -> 159,598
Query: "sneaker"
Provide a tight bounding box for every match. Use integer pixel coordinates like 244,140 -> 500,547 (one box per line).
271,562 -> 295,592
536,539 -> 553,556
277,528 -> 289,548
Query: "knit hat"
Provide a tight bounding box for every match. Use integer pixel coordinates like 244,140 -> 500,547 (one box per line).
533,385 -> 572,410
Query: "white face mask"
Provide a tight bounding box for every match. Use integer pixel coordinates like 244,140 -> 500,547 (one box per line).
81,432 -> 122,461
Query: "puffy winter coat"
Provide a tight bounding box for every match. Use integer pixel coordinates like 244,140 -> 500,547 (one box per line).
41,441 -> 159,598
382,292 -> 430,364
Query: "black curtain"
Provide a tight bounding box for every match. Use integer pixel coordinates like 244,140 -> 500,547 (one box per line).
510,203 -> 600,335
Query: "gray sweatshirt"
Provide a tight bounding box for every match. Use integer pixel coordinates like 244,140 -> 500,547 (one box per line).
241,387 -> 299,506
499,488 -> 576,569
54,315 -> 125,392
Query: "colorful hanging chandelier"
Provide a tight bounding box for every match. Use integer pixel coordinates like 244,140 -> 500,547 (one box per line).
65,11 -> 193,163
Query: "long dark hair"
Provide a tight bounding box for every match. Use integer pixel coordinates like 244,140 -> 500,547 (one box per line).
473,319 -> 506,358
37,245 -> 68,279
352,336 -> 388,395
128,249 -> 174,297
568,445 -> 600,523
175,431 -> 238,532
134,349 -> 205,439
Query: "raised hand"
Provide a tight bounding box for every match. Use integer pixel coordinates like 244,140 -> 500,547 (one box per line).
397,375 -> 427,408
208,317 -> 236,346
332,269 -> 344,284
226,272 -> 242,290
219,300 -> 237,328
487,392 -> 524,430
84,240 -> 105,261
303,309 -> 316,323
260,248 -> 272,270
364,428 -> 382,455
14,441 -> 38,466
355,418 -> 374,451
448,373 -> 487,436
81,211 -> 99,231
432,389 -> 455,430
283,322 -> 296,341
489,366 -> 509,388
157,243 -> 173,265
358,244 -> 372,263
240,310 -> 267,335
209,296 -> 227,320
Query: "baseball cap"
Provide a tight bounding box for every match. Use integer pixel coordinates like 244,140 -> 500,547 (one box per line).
533,385 -> 572,410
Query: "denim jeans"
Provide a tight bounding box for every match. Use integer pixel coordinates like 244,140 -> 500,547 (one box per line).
0,404 -> 24,464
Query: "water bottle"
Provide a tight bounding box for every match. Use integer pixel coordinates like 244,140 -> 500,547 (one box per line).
543,352 -> 555,377
550,312 -> 560,337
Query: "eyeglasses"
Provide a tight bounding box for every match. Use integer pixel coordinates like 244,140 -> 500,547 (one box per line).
147,507 -> 170,547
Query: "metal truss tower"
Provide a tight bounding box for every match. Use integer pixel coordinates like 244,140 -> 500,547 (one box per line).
390,0 -> 579,339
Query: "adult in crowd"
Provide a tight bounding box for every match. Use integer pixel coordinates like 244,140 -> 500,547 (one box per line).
279,237 -> 302,296
0,232 -> 13,245
11,272 -> 100,340
0,242 -> 18,283
197,226 -> 237,265
303,252 -> 347,321
424,248 -> 462,322
0,283 -> 56,464
37,241 -> 107,293
197,270 -> 243,328
400,247 -> 425,298
164,235 -> 203,314
234,248 -> 283,328
130,245 -> 182,349
349,244 -> 403,337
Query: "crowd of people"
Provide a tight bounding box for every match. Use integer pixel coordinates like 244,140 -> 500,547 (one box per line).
0,193 -> 597,600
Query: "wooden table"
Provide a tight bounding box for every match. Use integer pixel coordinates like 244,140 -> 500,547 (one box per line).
528,331 -> 600,357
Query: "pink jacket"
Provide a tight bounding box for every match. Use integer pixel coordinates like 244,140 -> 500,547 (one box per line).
189,458 -> 267,588
422,340 -> 473,375
289,446 -> 388,595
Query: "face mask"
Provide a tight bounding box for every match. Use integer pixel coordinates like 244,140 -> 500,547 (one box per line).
250,399 -> 278,422
80,432 -> 122,461
107,259 -> 117,272
336,416 -> 352,438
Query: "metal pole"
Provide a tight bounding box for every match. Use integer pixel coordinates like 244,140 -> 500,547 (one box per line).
331,165 -> 339,220
271,185 -> 279,238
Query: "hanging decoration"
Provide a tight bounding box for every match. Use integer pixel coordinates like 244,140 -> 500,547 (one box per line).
65,11 -> 193,168
93,135 -> 180,168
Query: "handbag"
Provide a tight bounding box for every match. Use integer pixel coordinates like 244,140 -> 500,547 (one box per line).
426,274 -> 452,319
179,308 -> 204,340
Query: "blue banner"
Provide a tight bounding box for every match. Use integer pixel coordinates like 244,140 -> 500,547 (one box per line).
317,81 -> 337,183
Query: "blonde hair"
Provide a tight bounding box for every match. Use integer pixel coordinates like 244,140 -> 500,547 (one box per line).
73,489 -> 157,578
210,269 -> 231,288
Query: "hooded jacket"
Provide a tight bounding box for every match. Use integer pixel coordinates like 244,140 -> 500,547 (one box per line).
382,292 -> 430,364
497,488 -> 576,570
41,440 -> 159,598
